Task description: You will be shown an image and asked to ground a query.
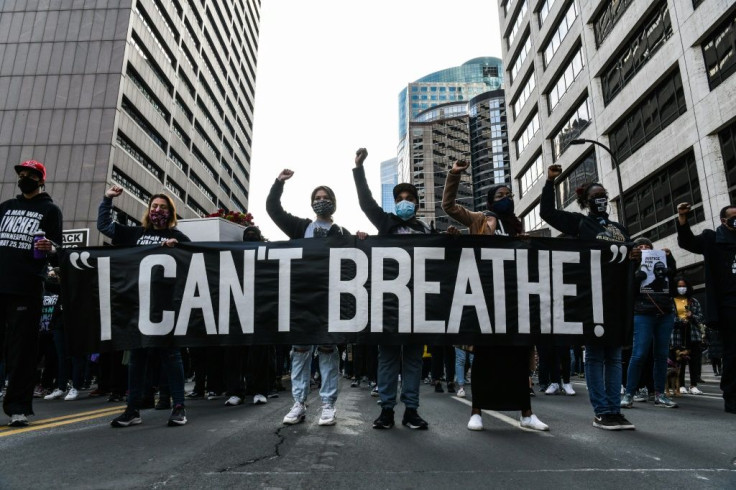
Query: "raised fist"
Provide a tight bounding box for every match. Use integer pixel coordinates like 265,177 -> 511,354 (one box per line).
451,161 -> 469,174
277,169 -> 294,181
355,148 -> 368,167
105,185 -> 124,198
547,164 -> 562,181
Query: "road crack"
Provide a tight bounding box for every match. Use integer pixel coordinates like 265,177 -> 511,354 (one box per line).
216,425 -> 286,472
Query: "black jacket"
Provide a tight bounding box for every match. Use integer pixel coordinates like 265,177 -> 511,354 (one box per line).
677,219 -> 736,327
97,196 -> 190,246
352,166 -> 431,236
266,179 -> 350,239
0,192 -> 63,296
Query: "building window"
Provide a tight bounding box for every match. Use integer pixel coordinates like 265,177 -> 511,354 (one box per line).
556,152 -> 597,208
516,111 -> 540,157
512,72 -> 536,119
593,0 -> 634,47
601,1 -> 673,105
187,195 -> 208,217
702,10 -> 736,90
507,0 -> 528,48
166,177 -> 185,200
547,48 -> 584,112
543,2 -> 578,68
190,171 -> 216,204
168,148 -> 188,174
483,66 -> 499,78
519,153 -> 544,197
126,64 -> 170,122
112,166 -> 151,203
120,97 -> 167,152
172,121 -> 191,147
622,149 -> 704,240
116,131 -> 164,182
130,32 -> 173,94
134,3 -> 175,68
609,69 -> 686,164
510,35 -> 532,83
692,0 -> 703,8
538,0 -> 559,27
552,96 -> 592,161
522,202 -> 544,231
719,119 -> 736,203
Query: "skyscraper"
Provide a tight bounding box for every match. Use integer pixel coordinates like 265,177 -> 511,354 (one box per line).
498,0 -> 736,282
380,157 -> 398,213
0,0 -> 260,245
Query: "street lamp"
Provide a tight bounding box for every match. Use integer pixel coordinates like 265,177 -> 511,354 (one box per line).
569,138 -> 627,229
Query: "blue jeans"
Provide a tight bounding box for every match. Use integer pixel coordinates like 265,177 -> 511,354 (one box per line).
290,345 -> 339,405
454,347 -> 474,386
626,313 -> 675,395
127,348 -> 185,410
377,344 -> 423,410
585,344 -> 622,415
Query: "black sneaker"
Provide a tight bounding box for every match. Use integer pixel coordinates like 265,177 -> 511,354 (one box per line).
111,410 -> 142,428
529,387 -> 536,397
614,413 -> 635,430
434,382 -> 444,393
168,404 -> 187,426
592,414 -> 622,431
447,382 -> 456,394
372,408 -> 395,429
402,408 -> 429,430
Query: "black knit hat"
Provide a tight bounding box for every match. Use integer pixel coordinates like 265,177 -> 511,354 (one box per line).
393,183 -> 419,202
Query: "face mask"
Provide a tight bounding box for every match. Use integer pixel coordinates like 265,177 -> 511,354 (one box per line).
726,217 -> 736,229
312,200 -> 335,217
395,200 -> 416,221
149,208 -> 170,228
677,287 -> 687,295
588,197 -> 608,215
18,177 -> 40,194
492,197 -> 514,215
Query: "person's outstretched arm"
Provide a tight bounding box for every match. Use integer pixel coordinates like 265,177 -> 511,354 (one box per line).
352,148 -> 389,230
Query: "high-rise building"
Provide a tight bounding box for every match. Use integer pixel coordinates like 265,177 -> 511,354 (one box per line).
0,0 -> 260,245
498,0 -> 736,281
380,157 -> 398,213
397,57 -> 504,183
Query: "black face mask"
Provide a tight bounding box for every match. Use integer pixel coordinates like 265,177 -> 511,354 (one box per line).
588,197 -> 608,215
726,217 -> 736,230
18,177 -> 40,194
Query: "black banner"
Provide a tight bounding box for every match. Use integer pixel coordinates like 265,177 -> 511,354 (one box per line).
60,235 -> 632,352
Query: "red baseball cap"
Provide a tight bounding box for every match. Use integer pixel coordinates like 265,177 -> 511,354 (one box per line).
14,160 -> 47,180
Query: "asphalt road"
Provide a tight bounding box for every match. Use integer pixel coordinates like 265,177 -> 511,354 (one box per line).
0,368 -> 734,489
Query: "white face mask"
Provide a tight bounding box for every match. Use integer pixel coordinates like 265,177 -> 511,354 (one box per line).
677,287 -> 687,296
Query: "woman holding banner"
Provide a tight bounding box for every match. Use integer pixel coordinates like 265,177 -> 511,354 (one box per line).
442,160 -> 549,432
97,185 -> 190,428
540,165 -> 635,430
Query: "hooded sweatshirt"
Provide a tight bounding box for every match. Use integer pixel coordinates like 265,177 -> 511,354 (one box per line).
0,192 -> 63,296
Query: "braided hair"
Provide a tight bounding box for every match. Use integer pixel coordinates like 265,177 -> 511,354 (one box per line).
575,182 -> 605,210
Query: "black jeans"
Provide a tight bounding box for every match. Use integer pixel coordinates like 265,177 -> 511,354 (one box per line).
1,293 -> 42,416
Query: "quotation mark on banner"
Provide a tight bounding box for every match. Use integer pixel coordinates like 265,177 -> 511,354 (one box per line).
69,251 -> 95,270
607,244 -> 628,263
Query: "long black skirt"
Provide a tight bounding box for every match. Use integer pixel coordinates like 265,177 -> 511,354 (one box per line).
471,345 -> 531,412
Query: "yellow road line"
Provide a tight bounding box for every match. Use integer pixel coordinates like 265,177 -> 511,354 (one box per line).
0,406 -> 125,437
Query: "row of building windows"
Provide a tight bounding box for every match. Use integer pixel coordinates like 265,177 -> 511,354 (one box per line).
116,130 -> 164,183
609,68 -> 686,164
538,0 -> 559,27
593,0 -> 633,47
516,111 -> 540,157
543,1 -> 577,68
112,166 -> 152,203
552,96 -> 591,161
411,86 -> 463,92
518,152 -> 544,197
510,35 -> 532,83
127,63 -> 170,123
601,1 -> 673,105
507,0 -> 528,48
703,10 -> 736,91
719,118 -> 736,203
121,96 -> 167,152
547,48 -> 584,112
622,149 -> 704,240
522,203 -> 544,231
512,72 -> 536,119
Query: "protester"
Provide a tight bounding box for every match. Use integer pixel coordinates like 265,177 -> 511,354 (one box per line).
670,276 -> 705,395
442,160 -> 548,431
676,202 -> 736,413
98,185 -> 190,427
540,164 -> 634,430
0,160 -> 63,427
620,237 -> 679,409
454,346 -> 473,398
267,169 -> 362,426
430,345 -> 456,394
353,147 -> 431,430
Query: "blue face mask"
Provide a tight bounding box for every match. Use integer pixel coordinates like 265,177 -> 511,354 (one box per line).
492,197 -> 514,215
395,200 -> 416,221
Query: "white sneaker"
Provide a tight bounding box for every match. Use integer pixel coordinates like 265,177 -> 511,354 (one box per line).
9,414 -> 28,427
283,402 -> 306,425
621,385 -> 625,395
318,403 -> 336,426
253,394 -> 268,405
520,413 -> 549,431
225,396 -> 243,406
689,386 -> 703,395
64,388 -> 79,401
44,388 -> 65,400
456,387 -> 466,398
545,383 -> 560,395
467,414 -> 483,431
679,386 -> 688,395
562,383 -> 576,396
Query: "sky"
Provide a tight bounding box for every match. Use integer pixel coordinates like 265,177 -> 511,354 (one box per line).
248,0 -> 503,241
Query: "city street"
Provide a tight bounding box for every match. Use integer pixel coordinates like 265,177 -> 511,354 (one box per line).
0,367 -> 734,489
